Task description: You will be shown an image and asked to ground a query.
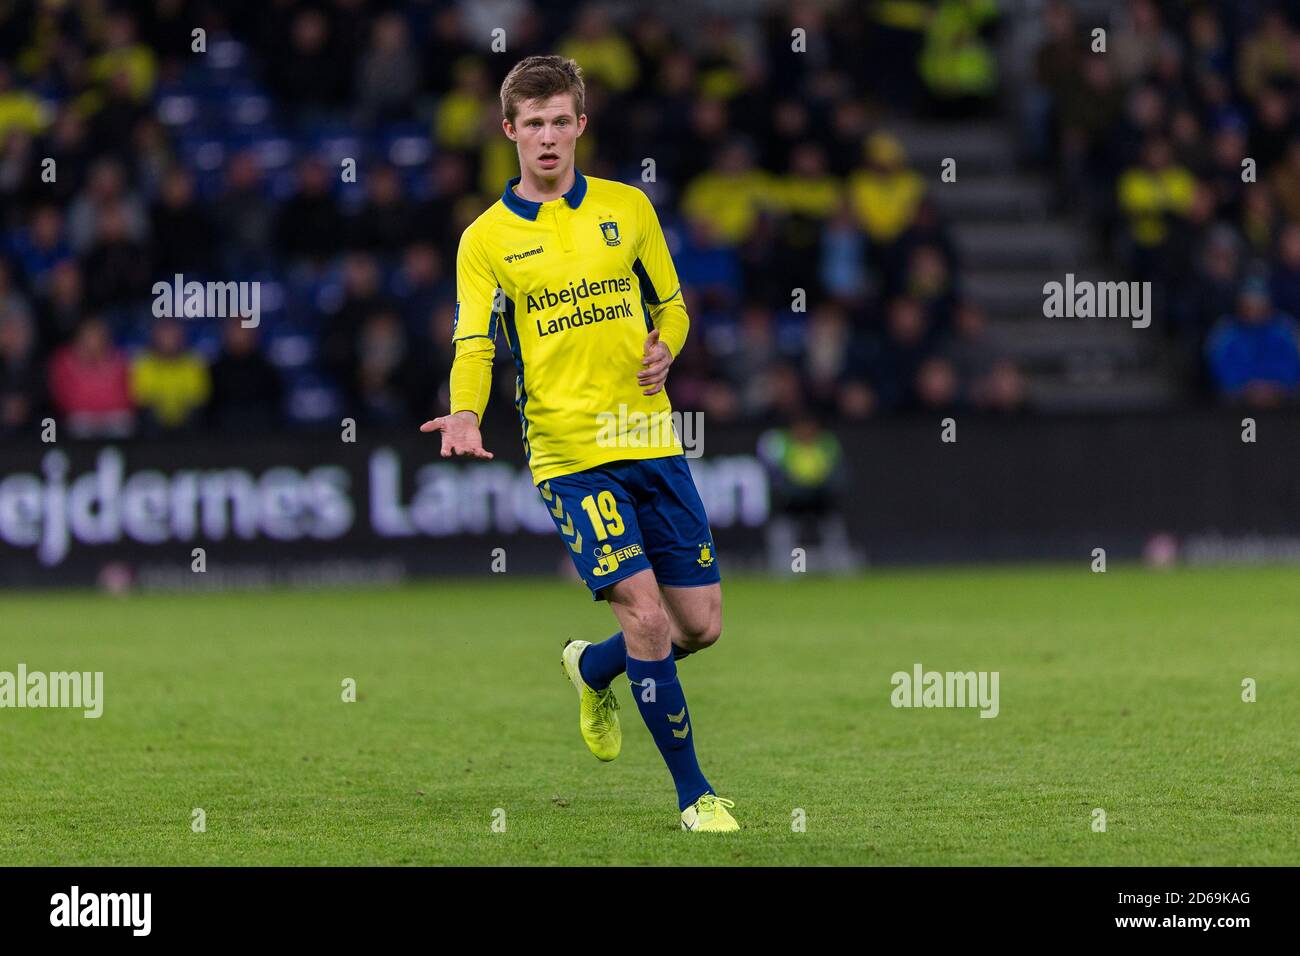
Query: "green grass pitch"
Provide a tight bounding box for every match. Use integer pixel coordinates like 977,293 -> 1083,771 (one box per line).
1,565 -> 1296,866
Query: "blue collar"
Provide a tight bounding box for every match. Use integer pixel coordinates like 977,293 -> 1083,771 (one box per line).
502,169 -> 587,221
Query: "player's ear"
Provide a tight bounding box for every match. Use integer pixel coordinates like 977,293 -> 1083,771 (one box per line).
502,117 -> 516,141
576,114 -> 587,136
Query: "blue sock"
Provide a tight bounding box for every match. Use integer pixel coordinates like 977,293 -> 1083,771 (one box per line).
578,632 -> 626,690
626,652 -> 712,811
579,633 -> 695,690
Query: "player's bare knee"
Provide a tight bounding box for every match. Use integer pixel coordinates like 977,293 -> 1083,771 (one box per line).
624,602 -> 671,656
632,603 -> 670,641
701,618 -> 722,647
681,617 -> 721,651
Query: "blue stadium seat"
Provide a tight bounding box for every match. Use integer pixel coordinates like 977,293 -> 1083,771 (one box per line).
155,93 -> 201,131
247,134 -> 294,167
199,37 -> 252,86
380,123 -> 433,168
284,368 -> 342,425
401,168 -> 432,201
177,135 -> 226,173
225,93 -> 274,129
265,331 -> 317,369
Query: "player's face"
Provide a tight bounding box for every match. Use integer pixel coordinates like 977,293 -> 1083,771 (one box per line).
507,94 -> 585,180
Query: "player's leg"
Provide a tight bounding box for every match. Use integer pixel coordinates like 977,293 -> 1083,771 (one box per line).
575,554 -> 719,681
632,454 -> 723,661
551,462 -> 702,695
542,464 -> 649,761
660,582 -> 722,655
544,459 -> 737,827
571,585 -> 716,686
616,456 -> 736,830
605,568 -> 734,829
604,567 -> 671,659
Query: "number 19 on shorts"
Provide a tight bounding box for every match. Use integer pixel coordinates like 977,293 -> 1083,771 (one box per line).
580,492 -> 625,540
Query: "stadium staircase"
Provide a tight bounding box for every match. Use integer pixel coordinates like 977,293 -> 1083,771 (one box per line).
890,117 -> 1180,413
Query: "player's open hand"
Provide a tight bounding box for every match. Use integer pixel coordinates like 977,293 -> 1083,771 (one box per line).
420,411 -> 494,459
638,328 -> 673,396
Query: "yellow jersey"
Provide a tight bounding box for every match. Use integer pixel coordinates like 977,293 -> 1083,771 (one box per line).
449,170 -> 689,484
130,353 -> 211,427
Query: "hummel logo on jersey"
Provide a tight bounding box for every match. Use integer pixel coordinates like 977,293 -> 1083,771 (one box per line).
504,245 -> 544,264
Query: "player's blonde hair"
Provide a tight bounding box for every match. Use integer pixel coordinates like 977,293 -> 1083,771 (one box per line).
500,55 -> 585,124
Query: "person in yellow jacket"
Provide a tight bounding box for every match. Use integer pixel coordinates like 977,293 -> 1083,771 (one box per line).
0,65 -> 49,138
919,0 -> 999,104
848,132 -> 926,244
1117,137 -> 1197,249
131,316 -> 211,431
773,143 -> 842,220
557,7 -> 639,94
681,141 -> 775,246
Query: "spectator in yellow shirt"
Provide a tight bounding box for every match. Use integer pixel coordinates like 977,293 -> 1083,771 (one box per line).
773,143 -> 842,220
86,13 -> 158,104
131,317 -> 211,432
848,132 -> 926,244
1117,136 -> 1196,249
1237,10 -> 1295,103
558,8 -> 638,94
435,58 -> 492,151
0,65 -> 49,138
771,144 -> 842,291
681,141 -> 774,246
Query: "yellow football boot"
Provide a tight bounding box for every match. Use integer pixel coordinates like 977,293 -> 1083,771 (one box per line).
561,639 -> 622,761
681,794 -> 739,832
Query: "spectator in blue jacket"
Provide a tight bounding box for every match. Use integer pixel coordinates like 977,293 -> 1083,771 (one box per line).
1206,278 -> 1300,407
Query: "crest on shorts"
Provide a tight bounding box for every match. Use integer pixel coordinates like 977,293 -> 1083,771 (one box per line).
600,220 -> 621,246
696,542 -> 714,568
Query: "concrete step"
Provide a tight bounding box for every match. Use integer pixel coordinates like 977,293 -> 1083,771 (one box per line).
964,268 -> 1113,317
1024,370 -> 1183,413
890,121 -> 1016,176
930,174 -> 1052,221
986,318 -> 1157,370
953,222 -> 1088,269
890,121 -> 1179,402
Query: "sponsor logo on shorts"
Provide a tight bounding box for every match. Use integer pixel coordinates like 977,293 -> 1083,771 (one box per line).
591,542 -> 643,577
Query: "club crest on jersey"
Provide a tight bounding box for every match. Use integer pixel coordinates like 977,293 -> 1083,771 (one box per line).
696,542 -> 715,568
591,541 -> 643,576
600,220 -> 621,246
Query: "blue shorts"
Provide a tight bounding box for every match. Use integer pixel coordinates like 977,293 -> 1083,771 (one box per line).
538,455 -> 721,600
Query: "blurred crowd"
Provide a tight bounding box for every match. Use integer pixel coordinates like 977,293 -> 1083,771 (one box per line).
0,0 -> 1015,441
1028,0 -> 1300,408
